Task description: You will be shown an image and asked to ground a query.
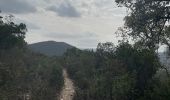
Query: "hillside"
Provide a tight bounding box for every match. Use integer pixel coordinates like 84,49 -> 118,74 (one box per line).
28,41 -> 75,56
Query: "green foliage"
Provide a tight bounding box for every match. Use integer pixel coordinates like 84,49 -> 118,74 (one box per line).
0,49 -> 64,100
114,1 -> 170,99
64,44 -> 135,100
115,42 -> 161,100
116,0 -> 170,50
0,14 -> 64,100
0,15 -> 27,49
64,42 -> 164,100
137,78 -> 170,100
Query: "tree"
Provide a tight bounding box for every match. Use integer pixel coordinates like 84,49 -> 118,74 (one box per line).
116,0 -> 170,50
0,14 -> 27,49
0,12 -> 63,100
97,42 -> 115,54
114,42 -> 161,100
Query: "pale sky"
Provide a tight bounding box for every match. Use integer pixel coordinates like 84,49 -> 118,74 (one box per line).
0,0 -> 126,49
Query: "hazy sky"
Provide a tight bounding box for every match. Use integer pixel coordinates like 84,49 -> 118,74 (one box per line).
0,0 -> 126,49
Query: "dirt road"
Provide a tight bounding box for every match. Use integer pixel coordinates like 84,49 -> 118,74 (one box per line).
59,69 -> 75,100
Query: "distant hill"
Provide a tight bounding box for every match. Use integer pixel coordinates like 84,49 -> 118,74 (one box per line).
28,41 -> 75,56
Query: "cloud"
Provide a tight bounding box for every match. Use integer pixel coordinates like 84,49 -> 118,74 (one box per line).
13,0 -> 126,49
15,18 -> 40,30
45,0 -> 125,18
26,22 -> 40,30
0,0 -> 37,14
46,2 -> 81,17
44,32 -> 98,39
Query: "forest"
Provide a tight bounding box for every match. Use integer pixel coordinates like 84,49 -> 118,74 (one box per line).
63,0 -> 170,100
0,0 -> 170,100
0,14 -> 64,100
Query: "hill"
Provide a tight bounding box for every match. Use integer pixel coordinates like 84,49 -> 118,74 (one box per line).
28,41 -> 75,56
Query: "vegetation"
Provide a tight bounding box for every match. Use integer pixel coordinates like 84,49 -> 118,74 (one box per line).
62,0 -> 170,100
64,42 -> 164,100
116,0 -> 170,50
0,14 -> 64,100
0,15 -> 26,49
1,0 -> 170,100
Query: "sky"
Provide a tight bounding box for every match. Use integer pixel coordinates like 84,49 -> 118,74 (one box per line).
0,0 -> 126,49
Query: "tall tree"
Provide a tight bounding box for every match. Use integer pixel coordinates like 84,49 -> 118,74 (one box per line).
0,14 -> 27,49
116,0 -> 170,50
115,42 -> 161,100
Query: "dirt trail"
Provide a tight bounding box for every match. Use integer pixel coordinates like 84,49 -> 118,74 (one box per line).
59,69 -> 75,100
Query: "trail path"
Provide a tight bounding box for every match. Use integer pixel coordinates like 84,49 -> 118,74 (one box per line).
59,69 -> 75,100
